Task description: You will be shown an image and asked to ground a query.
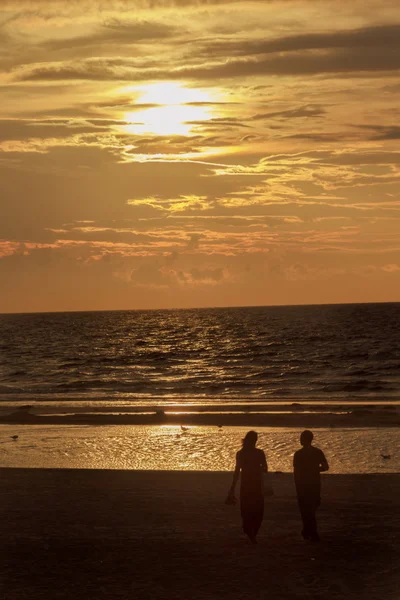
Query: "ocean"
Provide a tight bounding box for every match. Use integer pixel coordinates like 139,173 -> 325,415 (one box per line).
1,302 -> 399,406
1,303 -> 399,472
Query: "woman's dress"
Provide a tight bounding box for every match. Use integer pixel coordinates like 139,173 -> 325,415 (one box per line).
236,447 -> 267,538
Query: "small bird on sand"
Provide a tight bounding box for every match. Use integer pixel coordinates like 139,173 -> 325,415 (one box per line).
217,425 -> 223,430
381,454 -> 391,459
11,435 -> 19,440
180,425 -> 189,432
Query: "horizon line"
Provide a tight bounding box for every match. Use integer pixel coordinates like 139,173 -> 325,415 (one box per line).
1,299 -> 399,317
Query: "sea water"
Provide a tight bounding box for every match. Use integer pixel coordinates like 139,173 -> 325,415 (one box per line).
1,303 -> 399,405
1,303 -> 399,473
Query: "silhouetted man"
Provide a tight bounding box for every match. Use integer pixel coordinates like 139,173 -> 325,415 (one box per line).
293,430 -> 329,541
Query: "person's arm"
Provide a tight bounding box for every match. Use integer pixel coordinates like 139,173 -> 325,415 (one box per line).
319,451 -> 329,472
293,451 -> 299,485
229,453 -> 241,496
260,450 -> 268,474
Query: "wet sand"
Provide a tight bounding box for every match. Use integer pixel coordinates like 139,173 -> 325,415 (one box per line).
1,469 -> 399,599
1,404 -> 400,428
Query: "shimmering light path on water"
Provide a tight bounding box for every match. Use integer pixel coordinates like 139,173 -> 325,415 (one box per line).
1,303 -> 399,403
1,425 -> 398,474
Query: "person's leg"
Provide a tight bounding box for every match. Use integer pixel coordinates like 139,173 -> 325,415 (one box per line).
241,496 -> 263,543
308,500 -> 320,541
253,496 -> 264,537
241,499 -> 253,540
242,515 -> 257,543
298,496 -> 311,539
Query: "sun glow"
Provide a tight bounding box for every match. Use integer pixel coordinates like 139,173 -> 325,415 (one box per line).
122,82 -> 215,136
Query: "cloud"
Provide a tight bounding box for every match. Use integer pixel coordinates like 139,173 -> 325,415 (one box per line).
250,105 -> 326,121
178,48 -> 400,80
13,58 -> 152,82
187,117 -> 250,128
200,24 -> 400,59
356,125 -> 400,140
13,23 -> 400,82
1,2 -> 400,310
15,47 -> 400,83
43,19 -> 179,51
382,263 -> 400,272
323,151 -> 400,166
0,0 -> 293,9
122,135 -> 205,156
286,133 -> 339,142
186,233 -> 203,249
180,266 -> 225,284
0,118 -> 116,141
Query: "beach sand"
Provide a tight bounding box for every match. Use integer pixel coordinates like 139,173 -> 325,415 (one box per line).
1,469 -> 399,599
1,405 -> 399,428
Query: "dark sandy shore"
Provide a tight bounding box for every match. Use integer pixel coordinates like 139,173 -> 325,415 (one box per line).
0,469 -> 399,600
1,405 -> 399,428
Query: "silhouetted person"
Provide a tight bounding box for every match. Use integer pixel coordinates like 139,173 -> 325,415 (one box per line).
293,430 -> 329,541
227,430 -> 268,544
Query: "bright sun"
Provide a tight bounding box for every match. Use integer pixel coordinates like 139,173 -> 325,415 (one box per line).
122,82 -> 214,136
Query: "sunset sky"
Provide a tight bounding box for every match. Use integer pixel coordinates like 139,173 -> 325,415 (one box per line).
1,0 -> 399,312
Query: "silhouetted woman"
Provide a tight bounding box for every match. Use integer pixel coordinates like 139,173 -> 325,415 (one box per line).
227,430 -> 268,544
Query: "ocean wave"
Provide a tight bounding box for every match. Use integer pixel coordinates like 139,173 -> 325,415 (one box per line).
319,380 -> 396,393
1,303 -> 399,403
0,384 -> 27,394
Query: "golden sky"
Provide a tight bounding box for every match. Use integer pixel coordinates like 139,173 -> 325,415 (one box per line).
1,0 -> 400,312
